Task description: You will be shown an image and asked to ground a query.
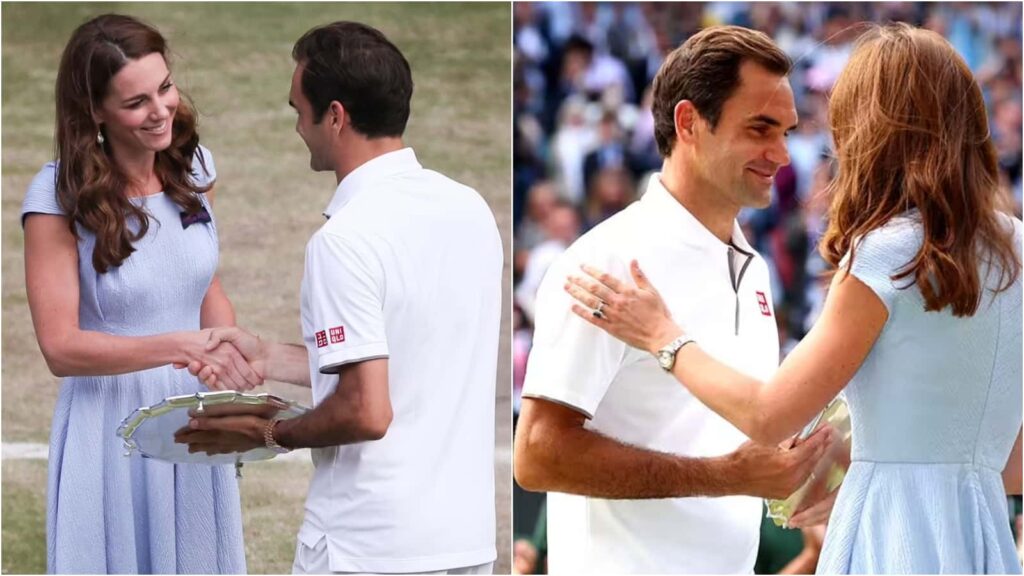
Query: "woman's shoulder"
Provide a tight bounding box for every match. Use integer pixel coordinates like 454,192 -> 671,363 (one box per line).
190,144 -> 217,188
28,160 -> 59,186
851,209 -> 1023,290
854,212 -> 923,263
864,209 -> 1022,250
993,211 -> 1022,247
22,161 -> 64,222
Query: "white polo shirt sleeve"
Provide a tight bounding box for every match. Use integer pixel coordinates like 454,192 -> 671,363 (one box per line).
521,243 -> 629,418
306,230 -> 389,373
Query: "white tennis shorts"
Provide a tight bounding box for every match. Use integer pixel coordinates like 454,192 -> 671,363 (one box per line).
292,537 -> 494,575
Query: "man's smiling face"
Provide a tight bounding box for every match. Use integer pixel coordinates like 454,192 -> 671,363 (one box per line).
691,61 -> 798,210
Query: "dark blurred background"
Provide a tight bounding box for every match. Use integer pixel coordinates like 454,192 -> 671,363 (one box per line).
511,3 -> 1023,573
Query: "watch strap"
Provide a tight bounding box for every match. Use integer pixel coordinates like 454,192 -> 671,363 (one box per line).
657,335 -> 695,371
263,417 -> 289,453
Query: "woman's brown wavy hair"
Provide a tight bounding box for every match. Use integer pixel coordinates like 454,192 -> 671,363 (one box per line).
820,23 -> 1020,317
54,14 -> 208,273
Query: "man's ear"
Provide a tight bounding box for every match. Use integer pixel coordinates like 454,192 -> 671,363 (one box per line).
674,100 -> 700,145
327,101 -> 347,135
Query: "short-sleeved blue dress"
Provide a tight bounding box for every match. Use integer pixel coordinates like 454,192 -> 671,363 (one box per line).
817,211 -> 1022,574
21,146 -> 246,574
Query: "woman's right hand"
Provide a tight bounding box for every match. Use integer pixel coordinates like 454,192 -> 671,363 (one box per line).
564,260 -> 682,354
177,330 -> 263,391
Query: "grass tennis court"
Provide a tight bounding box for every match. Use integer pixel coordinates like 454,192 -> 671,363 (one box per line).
1,3 -> 512,573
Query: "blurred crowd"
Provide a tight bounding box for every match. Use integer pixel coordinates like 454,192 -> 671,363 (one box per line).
513,1 -> 1024,415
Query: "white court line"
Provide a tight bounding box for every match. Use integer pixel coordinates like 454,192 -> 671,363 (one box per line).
3,442 -> 513,465
2,442 -> 49,460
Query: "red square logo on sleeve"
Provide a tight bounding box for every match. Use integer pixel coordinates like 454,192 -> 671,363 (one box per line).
315,330 -> 328,348
756,291 -> 772,316
329,326 -> 345,344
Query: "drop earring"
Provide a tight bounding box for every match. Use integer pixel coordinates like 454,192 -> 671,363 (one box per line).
97,130 -> 105,145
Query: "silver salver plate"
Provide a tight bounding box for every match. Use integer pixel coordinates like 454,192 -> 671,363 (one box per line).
116,391 -> 308,465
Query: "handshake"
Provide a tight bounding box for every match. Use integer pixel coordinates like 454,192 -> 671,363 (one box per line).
173,327 -> 267,391
169,327 -> 289,457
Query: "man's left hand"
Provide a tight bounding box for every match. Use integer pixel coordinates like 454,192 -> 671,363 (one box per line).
787,489 -> 837,528
785,423 -> 849,528
173,414 -> 269,455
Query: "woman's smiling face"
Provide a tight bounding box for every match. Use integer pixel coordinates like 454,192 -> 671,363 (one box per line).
95,52 -> 179,157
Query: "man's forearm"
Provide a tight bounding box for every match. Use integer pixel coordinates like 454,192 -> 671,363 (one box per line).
273,359 -> 390,448
516,423 -> 739,499
264,342 -> 312,387
274,386 -> 387,448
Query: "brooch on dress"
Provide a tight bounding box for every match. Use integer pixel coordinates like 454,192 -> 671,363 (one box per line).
180,207 -> 212,229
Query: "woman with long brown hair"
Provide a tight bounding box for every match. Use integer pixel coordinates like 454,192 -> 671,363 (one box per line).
563,23 -> 1022,573
22,14 -> 257,572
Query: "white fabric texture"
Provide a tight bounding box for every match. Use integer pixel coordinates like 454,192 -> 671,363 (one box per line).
522,175 -> 780,573
297,148 -> 502,573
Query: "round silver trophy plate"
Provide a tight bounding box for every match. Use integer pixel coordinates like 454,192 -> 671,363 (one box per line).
116,391 -> 308,465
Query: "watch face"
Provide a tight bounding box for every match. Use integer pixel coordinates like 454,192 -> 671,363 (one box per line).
657,351 -> 672,370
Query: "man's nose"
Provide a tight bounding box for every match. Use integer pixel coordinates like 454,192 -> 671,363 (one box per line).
765,137 -> 790,167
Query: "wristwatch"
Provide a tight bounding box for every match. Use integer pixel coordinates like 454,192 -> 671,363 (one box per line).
655,335 -> 695,372
263,417 -> 290,454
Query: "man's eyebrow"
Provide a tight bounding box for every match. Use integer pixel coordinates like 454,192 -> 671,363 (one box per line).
121,73 -> 172,104
749,114 -> 798,132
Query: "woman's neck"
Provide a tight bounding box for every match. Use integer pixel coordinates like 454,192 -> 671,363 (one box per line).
110,145 -> 160,196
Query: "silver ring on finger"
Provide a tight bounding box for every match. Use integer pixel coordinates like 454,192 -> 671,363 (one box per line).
592,300 -> 606,320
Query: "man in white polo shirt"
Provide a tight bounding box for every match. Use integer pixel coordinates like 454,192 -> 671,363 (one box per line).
514,26 -> 831,573
178,21 -> 502,574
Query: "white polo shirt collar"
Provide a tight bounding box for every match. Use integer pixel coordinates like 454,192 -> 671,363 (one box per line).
323,147 -> 422,218
642,174 -> 756,254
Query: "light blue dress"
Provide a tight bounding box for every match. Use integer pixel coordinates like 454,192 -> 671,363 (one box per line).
21,146 -> 246,574
817,211 -> 1023,574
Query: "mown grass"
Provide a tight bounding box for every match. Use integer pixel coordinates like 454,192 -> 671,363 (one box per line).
2,3 -> 511,572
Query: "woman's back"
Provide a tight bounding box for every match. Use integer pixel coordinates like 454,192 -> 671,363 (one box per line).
818,211 -> 1022,573
846,211 -> 1021,467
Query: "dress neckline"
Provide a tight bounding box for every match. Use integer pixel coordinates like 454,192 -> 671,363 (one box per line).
128,191 -> 166,201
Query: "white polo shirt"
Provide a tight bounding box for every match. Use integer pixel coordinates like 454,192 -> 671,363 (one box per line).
521,175 -> 779,574
297,148 -> 502,573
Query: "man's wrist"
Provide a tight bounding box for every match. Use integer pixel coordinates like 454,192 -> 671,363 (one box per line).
700,453 -> 739,497
263,417 -> 290,453
270,416 -> 296,450
264,343 -> 314,387
260,339 -> 294,384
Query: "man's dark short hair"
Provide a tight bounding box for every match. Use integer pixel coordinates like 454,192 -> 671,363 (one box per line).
652,25 -> 791,157
292,21 -> 413,138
